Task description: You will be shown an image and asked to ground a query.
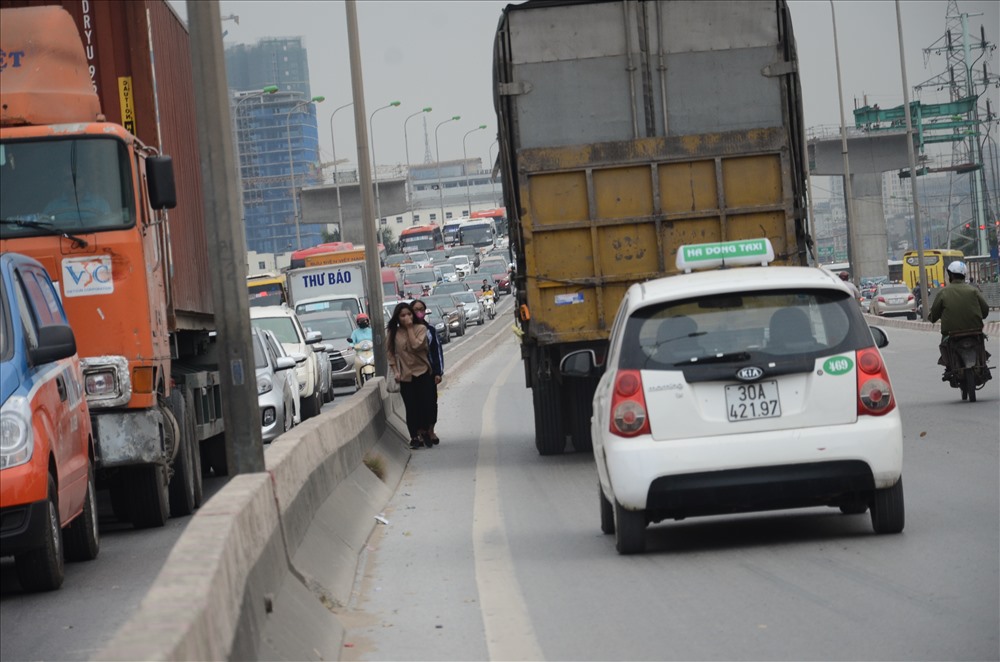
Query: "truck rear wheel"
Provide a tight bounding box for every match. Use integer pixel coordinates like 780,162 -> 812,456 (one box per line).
129,464 -> 170,529
532,374 -> 566,455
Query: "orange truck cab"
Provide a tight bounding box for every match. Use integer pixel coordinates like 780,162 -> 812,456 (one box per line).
1,252 -> 99,591
0,4 -> 214,529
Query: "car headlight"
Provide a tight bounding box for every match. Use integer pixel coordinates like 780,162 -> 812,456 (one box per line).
0,396 -> 34,470
257,373 -> 273,395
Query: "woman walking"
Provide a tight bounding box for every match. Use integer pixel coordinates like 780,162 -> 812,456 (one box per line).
386,301 -> 437,449
410,299 -> 444,445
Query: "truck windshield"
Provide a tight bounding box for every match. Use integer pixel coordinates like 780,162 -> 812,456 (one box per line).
0,137 -> 135,236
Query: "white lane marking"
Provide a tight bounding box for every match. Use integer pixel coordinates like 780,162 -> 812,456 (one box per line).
473,356 -> 544,662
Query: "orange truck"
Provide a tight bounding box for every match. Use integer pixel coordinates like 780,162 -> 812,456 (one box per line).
0,2 -> 221,527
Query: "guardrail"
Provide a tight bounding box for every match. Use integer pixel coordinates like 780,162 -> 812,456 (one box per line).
100,378 -> 410,661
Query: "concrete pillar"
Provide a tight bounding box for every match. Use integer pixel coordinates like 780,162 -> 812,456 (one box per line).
851,173 -> 889,282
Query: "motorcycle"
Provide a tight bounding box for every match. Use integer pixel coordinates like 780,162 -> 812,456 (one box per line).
354,339 -> 376,389
481,292 -> 496,319
941,331 -> 993,402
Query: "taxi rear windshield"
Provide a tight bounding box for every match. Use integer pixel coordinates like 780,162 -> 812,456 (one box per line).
619,289 -> 872,370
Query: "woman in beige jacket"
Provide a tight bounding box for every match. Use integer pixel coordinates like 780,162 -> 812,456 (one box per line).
386,301 -> 437,449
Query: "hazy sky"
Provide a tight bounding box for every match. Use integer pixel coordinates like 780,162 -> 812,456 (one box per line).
170,0 -> 999,175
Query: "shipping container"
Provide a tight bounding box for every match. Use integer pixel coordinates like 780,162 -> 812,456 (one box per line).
494,0 -> 810,455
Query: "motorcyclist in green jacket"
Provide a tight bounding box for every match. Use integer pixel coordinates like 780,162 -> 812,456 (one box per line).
928,260 -> 990,370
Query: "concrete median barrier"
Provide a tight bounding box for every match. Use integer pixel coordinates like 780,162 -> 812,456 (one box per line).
99,378 -> 410,661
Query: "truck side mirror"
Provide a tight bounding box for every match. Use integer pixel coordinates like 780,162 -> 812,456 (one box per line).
147,155 -> 177,210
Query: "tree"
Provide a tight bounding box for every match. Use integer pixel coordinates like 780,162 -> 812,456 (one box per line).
378,226 -> 398,253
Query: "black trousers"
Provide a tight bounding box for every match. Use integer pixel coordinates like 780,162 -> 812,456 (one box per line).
399,371 -> 436,439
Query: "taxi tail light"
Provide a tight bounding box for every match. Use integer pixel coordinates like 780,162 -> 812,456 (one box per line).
609,370 -> 650,437
856,348 -> 895,416
876,296 -> 887,303
906,294 -> 914,301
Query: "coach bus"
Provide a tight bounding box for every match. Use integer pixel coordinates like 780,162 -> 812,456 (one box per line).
399,224 -> 445,253
442,218 -> 466,246
457,216 -> 497,253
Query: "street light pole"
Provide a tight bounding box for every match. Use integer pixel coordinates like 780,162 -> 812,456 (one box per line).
285,95 -> 325,250
403,106 -> 432,204
489,140 -> 499,208
329,101 -> 353,234
435,115 -> 460,225
830,0 -> 859,287
462,124 -> 487,215
370,101 -> 401,225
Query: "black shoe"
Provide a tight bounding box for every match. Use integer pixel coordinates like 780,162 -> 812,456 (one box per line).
419,433 -> 434,449
428,435 -> 440,446
409,438 -> 424,450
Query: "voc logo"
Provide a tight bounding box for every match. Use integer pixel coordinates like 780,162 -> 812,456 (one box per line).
62,256 -> 114,298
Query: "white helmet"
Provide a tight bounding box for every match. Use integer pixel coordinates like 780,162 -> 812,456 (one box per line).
946,260 -> 967,277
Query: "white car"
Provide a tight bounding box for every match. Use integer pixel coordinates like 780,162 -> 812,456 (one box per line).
250,305 -> 324,420
258,328 -> 303,425
562,239 -> 904,555
252,327 -> 297,443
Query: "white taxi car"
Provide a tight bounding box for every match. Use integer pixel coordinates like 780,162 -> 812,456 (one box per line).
561,240 -> 904,554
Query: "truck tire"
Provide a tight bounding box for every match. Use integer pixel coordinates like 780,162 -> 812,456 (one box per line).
532,372 -> 566,456
165,394 -> 196,517
15,474 -> 65,592
65,461 -> 100,562
109,474 -> 132,522
129,463 -> 170,529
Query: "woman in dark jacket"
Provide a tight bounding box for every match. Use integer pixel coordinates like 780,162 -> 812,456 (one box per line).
386,301 -> 437,449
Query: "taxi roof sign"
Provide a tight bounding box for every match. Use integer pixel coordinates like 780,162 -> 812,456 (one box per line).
676,238 -> 774,272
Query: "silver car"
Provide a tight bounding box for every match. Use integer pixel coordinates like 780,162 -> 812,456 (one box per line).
870,282 -> 917,319
452,290 -> 485,326
253,328 -> 297,443
299,310 -> 358,391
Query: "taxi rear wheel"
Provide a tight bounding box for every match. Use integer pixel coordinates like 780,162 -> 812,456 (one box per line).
15,474 -> 65,592
871,477 -> 905,534
614,501 -> 646,555
599,487 -> 615,535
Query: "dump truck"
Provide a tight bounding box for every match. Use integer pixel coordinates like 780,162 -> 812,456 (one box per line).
0,2 -> 221,526
493,0 -> 810,455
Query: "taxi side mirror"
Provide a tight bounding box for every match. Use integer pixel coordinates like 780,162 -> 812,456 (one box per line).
869,326 -> 889,349
30,324 -> 77,365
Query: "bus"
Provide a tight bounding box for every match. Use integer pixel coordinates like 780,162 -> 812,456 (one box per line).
470,207 -> 507,236
442,218 -> 467,247
289,242 -> 386,269
457,217 -> 497,253
902,249 -> 964,289
399,224 -> 445,253
247,272 -> 287,307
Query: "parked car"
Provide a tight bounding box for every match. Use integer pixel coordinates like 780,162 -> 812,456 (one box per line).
423,303 -> 453,344
258,328 -> 303,425
561,241 -> 904,554
427,249 -> 449,266
479,262 -> 511,294
447,255 -> 472,279
0,252 -> 99,591
432,281 -> 472,296
250,305 -> 324,419
401,268 -> 439,297
449,245 -> 480,271
252,327 -> 298,443
298,310 -> 359,390
407,250 -> 432,268
869,282 -> 917,319
384,253 -> 411,268
452,290 -> 485,326
422,294 -> 467,335
438,263 -> 460,283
